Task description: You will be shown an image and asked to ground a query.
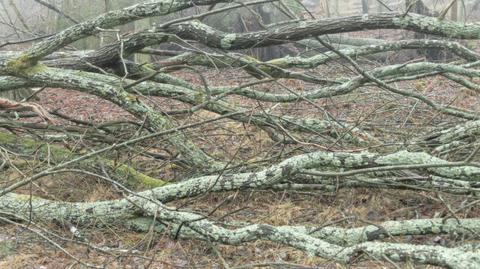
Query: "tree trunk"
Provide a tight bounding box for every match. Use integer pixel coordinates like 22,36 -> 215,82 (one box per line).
362,0 -> 369,14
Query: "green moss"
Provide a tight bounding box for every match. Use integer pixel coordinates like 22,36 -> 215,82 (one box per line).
23,63 -> 47,75
112,162 -> 168,188
14,134 -> 75,160
5,54 -> 32,69
141,63 -> 156,71
0,132 -> 168,187
0,132 -> 17,144
266,58 -> 287,68
15,193 -> 41,201
5,54 -> 46,76
466,40 -> 477,50
221,34 -> 237,49
431,226 -> 441,234
194,92 -> 204,104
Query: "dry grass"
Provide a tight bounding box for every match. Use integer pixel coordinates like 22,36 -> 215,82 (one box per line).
1,57 -> 479,268
2,187 -> 469,268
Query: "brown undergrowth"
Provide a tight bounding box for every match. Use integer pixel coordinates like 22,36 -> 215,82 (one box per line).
1,61 -> 479,268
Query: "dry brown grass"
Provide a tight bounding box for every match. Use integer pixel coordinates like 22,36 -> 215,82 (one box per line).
1,59 -> 479,268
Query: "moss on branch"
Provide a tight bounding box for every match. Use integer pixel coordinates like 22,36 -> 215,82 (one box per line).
0,132 -> 167,188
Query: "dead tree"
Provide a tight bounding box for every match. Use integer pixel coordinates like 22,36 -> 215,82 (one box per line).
0,1 -> 479,268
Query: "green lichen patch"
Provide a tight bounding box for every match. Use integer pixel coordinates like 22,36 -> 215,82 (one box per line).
5,55 -> 46,76
4,53 -> 46,75
221,34 -> 237,49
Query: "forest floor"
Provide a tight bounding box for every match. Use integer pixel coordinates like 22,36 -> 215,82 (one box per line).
1,57 -> 479,269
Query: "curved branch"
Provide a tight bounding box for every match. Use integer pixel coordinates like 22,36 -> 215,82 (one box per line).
160,13 -> 480,50
6,0 -> 229,67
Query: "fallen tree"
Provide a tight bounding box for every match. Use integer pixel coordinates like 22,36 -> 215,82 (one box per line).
1,0 -> 480,268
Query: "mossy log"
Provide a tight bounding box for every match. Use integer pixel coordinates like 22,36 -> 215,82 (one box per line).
0,131 -> 167,188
